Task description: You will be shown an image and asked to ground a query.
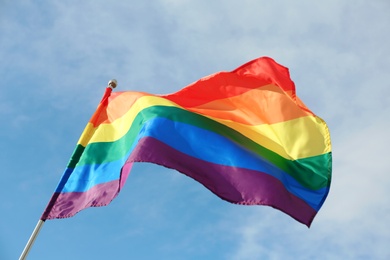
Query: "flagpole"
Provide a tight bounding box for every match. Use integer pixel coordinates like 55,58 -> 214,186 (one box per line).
19,220 -> 45,260
19,80 -> 117,260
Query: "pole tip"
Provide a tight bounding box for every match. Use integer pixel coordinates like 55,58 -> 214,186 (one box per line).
108,79 -> 117,89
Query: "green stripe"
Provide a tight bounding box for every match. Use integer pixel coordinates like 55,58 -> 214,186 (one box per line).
67,145 -> 85,168
73,106 -> 331,190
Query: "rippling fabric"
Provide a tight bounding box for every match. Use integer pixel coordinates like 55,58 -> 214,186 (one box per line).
41,57 -> 332,227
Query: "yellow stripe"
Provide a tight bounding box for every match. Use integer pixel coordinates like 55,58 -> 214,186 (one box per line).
78,95 -> 330,159
214,116 -> 331,160
77,123 -> 95,147
77,96 -> 177,147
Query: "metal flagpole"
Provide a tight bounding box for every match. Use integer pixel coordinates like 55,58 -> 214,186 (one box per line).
19,80 -> 117,260
19,220 -> 45,260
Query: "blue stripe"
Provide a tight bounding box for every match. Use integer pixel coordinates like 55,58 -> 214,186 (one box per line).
142,118 -> 328,210
56,159 -> 125,193
59,116 -> 327,210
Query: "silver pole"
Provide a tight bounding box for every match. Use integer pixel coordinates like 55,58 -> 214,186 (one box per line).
19,80 -> 116,260
19,220 -> 45,260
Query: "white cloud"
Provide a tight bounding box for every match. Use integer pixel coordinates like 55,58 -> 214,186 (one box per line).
224,109 -> 390,259
1,0 -> 390,259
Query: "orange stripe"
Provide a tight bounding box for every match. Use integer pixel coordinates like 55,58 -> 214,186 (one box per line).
91,92 -> 149,127
187,84 -> 314,125
91,84 -> 313,127
91,57 -> 304,127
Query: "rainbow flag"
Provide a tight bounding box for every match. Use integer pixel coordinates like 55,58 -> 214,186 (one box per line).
41,57 -> 332,227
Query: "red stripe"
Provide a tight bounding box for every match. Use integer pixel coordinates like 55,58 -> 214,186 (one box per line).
164,57 -> 297,107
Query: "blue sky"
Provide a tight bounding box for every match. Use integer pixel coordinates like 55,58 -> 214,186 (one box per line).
1,0 -> 389,259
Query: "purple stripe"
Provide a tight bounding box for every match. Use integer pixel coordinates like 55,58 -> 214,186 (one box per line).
41,180 -> 120,220
128,137 -> 317,227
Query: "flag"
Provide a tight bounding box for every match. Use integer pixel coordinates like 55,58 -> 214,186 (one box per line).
41,57 -> 332,227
